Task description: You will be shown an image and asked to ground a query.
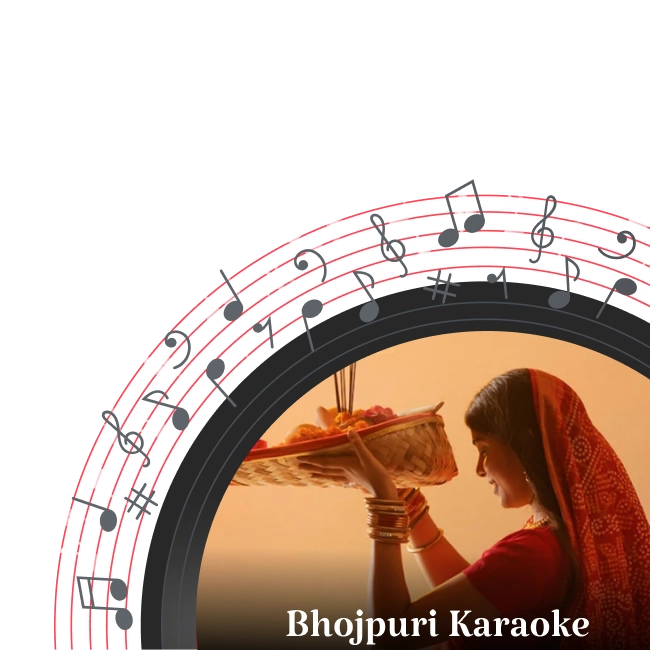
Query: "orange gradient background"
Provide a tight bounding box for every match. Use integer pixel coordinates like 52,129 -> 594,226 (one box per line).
196,331 -> 650,647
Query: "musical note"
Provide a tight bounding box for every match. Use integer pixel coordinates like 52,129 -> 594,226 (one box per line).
301,299 -> 323,352
439,180 -> 486,248
548,257 -> 581,309
529,195 -> 557,263
294,249 -> 327,283
353,270 -> 379,323
423,270 -> 460,303
598,230 -> 637,260
164,330 -> 191,369
205,358 -> 236,406
487,268 -> 508,299
596,277 -> 638,319
370,213 -> 408,277
101,411 -> 151,467
71,497 -> 117,532
76,576 -> 133,630
220,269 -> 244,321
142,390 -> 190,431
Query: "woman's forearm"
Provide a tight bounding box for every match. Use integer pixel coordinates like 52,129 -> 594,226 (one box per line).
368,540 -> 412,619
365,482 -> 413,619
409,512 -> 470,588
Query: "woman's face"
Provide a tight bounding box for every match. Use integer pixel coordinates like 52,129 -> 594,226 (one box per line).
471,430 -> 534,508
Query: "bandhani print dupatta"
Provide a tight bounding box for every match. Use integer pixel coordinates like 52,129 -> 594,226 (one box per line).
530,369 -> 650,650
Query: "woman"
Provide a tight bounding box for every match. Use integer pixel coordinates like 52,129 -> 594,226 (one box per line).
299,369 -> 650,649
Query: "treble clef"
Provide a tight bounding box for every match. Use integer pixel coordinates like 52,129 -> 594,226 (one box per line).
370,213 -> 408,277
529,195 -> 557,264
101,410 -> 151,467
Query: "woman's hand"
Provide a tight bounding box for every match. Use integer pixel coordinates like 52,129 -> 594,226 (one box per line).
298,429 -> 399,499
314,406 -> 336,429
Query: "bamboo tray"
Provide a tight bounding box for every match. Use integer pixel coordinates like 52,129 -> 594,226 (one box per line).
231,406 -> 458,488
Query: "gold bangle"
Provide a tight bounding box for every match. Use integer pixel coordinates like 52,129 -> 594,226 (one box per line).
365,499 -> 405,509
370,535 -> 408,544
397,487 -> 417,502
368,529 -> 409,544
365,497 -> 404,505
366,503 -> 406,514
406,528 -> 444,553
367,514 -> 409,528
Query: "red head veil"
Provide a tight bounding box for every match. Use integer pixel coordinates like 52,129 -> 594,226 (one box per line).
529,369 -> 650,649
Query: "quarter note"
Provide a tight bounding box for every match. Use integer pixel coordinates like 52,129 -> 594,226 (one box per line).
205,358 -> 236,406
353,270 -> 379,323
439,180 -> 485,248
487,268 -> 508,299
548,257 -> 581,309
596,277 -> 637,319
71,497 -> 117,532
598,230 -> 636,260
164,330 -> 191,369
76,576 -> 133,630
220,269 -> 244,321
529,195 -> 557,263
301,299 -> 323,352
253,316 -> 274,348
294,249 -> 327,283
101,411 -> 151,467
142,390 -> 190,431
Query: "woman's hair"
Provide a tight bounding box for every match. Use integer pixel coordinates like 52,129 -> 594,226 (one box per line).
464,368 -> 578,601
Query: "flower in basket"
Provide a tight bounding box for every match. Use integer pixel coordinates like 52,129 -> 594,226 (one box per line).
364,405 -> 397,424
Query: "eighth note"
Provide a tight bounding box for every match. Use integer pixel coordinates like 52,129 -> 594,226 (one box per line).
596,277 -> 637,319
487,268 -> 508,299
142,390 -> 190,431
353,270 -> 379,323
76,575 -> 133,630
529,195 -> 557,264
598,230 -> 637,260
439,179 -> 486,248
301,299 -> 323,352
548,256 -> 581,310
72,497 -> 117,532
102,411 -> 151,467
220,269 -> 244,321
205,358 -> 236,406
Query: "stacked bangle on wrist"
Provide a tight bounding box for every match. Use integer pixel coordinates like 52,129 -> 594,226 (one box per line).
365,498 -> 409,544
397,487 -> 430,530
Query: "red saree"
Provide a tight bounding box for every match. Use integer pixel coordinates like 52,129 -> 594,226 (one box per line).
530,369 -> 650,649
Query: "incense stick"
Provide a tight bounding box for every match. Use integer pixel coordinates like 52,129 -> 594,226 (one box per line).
333,372 -> 341,413
332,363 -> 358,414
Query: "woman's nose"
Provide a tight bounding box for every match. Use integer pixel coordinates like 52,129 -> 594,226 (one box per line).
476,456 -> 486,477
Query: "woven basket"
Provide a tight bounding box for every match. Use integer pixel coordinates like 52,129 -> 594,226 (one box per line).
231,411 -> 458,488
